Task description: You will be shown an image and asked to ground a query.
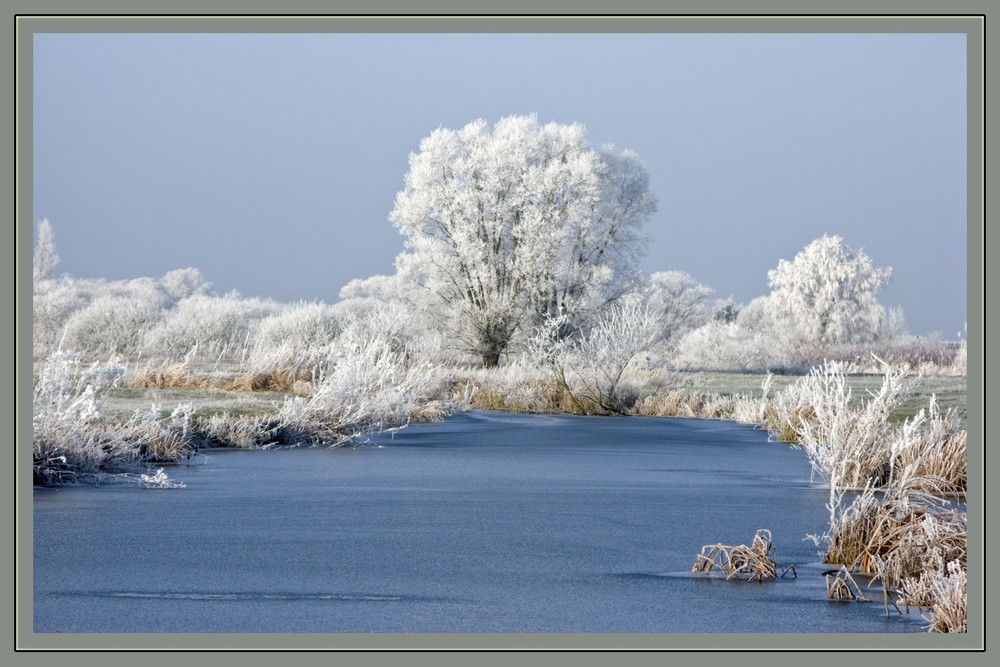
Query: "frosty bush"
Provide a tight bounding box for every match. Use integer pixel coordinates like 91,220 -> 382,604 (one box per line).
33,273 -> 176,359
531,296 -> 661,413
641,270 -> 714,344
673,321 -> 784,372
142,292 -> 283,362
33,278 -> 91,358
784,362 -> 966,493
276,303 -> 452,442
32,350 -> 190,486
62,294 -> 166,357
160,267 -> 212,303
245,301 -> 342,376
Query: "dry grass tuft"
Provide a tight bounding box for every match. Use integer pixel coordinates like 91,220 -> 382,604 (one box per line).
692,529 -> 796,582
824,565 -> 872,602
826,490 -> 966,587
128,363 -> 208,390
919,560 -> 968,633
129,363 -> 310,395
820,473 -> 967,631
229,369 -> 299,393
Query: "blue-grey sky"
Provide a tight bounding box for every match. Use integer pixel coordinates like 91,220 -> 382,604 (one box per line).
33,32 -> 967,337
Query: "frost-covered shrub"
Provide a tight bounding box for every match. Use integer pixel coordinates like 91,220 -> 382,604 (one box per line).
530,296 -> 662,413
62,294 -> 166,357
33,279 -> 91,358
99,276 -> 172,306
788,363 -> 911,489
673,321 -> 784,372
784,362 -> 966,493
276,306 -> 452,443
254,302 -> 342,347
245,301 -> 342,376
142,293 -> 283,362
33,275 -> 174,359
332,299 -> 442,364
160,267 -> 212,302
32,350 -> 189,486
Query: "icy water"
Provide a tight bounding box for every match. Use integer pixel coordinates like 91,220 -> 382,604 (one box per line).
33,412 -> 927,633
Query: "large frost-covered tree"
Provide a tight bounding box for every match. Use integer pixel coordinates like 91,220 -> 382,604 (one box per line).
756,234 -> 893,349
389,114 -> 656,367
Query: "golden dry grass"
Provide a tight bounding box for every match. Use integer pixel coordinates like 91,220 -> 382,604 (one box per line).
823,565 -> 872,602
127,364 -> 310,395
822,478 -> 967,632
692,529 -> 796,582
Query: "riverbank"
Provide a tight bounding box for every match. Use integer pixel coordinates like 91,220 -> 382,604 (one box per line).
31,356 -> 968,632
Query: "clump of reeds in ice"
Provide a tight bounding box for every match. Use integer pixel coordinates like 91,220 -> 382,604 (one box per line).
692,529 -> 796,582
815,463 -> 967,631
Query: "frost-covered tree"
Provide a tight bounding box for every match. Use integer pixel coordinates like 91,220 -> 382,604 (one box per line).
33,218 -> 59,283
389,114 -> 656,367
641,270 -> 714,343
752,235 -> 893,349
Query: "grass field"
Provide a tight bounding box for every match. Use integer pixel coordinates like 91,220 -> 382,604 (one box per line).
100,369 -> 967,427
680,371 -> 967,424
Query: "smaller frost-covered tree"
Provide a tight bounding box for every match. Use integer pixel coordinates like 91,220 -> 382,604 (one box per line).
641,271 -> 714,343
757,235 -> 893,350
33,218 -> 60,283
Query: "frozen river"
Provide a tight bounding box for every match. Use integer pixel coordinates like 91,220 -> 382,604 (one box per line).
33,412 -> 926,634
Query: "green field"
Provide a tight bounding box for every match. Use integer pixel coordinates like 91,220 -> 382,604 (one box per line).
102,387 -> 292,421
